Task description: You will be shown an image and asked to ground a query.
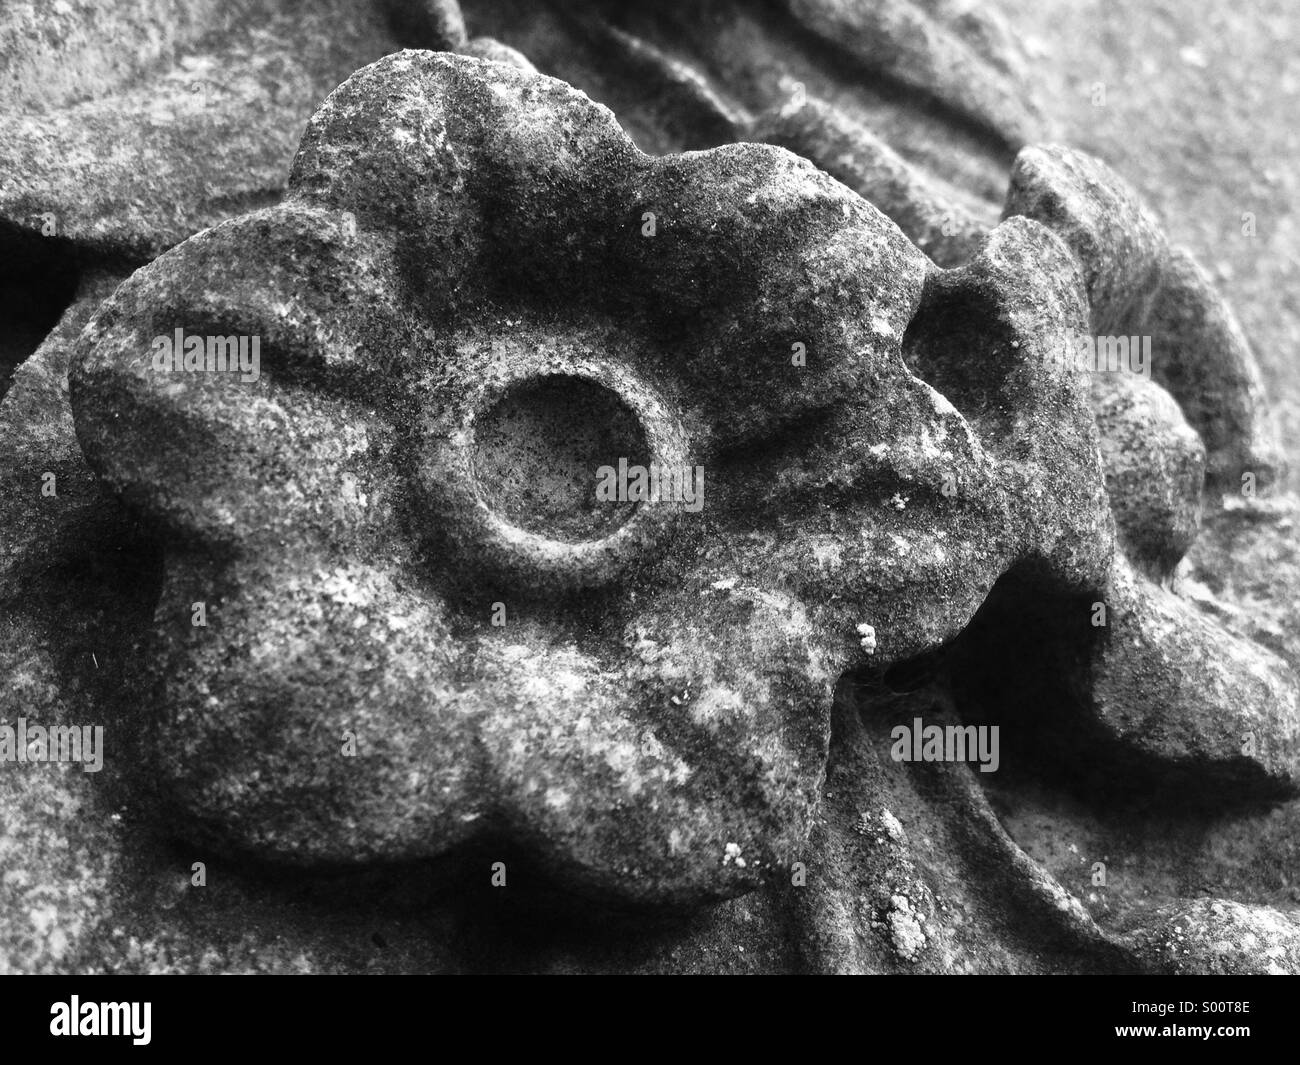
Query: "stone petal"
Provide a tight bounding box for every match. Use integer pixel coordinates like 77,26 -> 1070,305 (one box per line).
1004,144 -> 1282,490
476,580 -> 835,904
148,552 -> 487,863
1091,372 -> 1205,577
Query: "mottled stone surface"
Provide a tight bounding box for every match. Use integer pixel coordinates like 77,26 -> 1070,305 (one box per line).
455,0 -> 1042,266
1090,373 -> 1204,575
1005,145 -> 1282,492
2,0 -> 1300,974
66,53 -> 1126,908
1121,899 -> 1300,976
0,0 -> 435,258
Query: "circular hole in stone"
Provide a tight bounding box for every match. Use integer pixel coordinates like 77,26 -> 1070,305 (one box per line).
471,375 -> 652,543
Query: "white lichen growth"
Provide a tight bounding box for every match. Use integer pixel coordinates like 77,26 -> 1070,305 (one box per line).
880,809 -> 906,843
885,895 -> 927,962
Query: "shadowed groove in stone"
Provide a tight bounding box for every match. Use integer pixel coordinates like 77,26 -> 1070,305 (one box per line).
0,222 -> 80,402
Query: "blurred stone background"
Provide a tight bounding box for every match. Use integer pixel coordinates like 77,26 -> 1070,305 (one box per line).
990,0 -> 1297,477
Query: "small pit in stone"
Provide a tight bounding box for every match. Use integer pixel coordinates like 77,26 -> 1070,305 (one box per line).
471,375 -> 651,543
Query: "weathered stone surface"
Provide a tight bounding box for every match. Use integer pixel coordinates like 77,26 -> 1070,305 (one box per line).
752,95 -> 990,267
0,273 -> 159,975
455,0 -> 1039,245
3,1 -> 267,111
1123,898 -> 1300,975
1005,144 -> 1283,491
2,0 -> 1299,975
70,53 -> 936,904
1004,145 -> 1170,334
1091,372 -> 1204,576
1088,559 -> 1300,798
65,52 -> 1194,908
1145,246 -> 1282,494
0,0 -> 401,258
790,680 -> 1136,974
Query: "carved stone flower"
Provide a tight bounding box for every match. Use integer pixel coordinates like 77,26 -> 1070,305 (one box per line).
68,51 -> 905,904
62,50 -> 1091,904
67,49 -> 1299,933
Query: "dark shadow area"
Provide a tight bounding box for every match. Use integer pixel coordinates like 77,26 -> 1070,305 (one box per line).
0,221 -> 81,401
122,822 -> 779,974
944,569 -> 1292,818
901,270 -> 1019,442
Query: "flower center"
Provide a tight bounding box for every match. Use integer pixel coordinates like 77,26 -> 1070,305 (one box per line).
471,374 -> 651,543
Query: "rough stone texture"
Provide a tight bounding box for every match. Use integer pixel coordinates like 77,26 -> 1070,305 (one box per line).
0,0 -> 500,401
3,1 -> 281,112
67,53 -> 1128,908
0,1 -> 482,260
454,0 -> 1041,267
51,47 -> 1300,964
1120,899 -> 1300,976
962,0 -> 1300,976
1090,373 -> 1204,576
0,271 -> 159,974
2,0 -> 1299,974
454,3 -> 1282,493
1005,145 -> 1283,493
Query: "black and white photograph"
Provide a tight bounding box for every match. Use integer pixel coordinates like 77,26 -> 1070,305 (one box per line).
0,0 -> 1295,1030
